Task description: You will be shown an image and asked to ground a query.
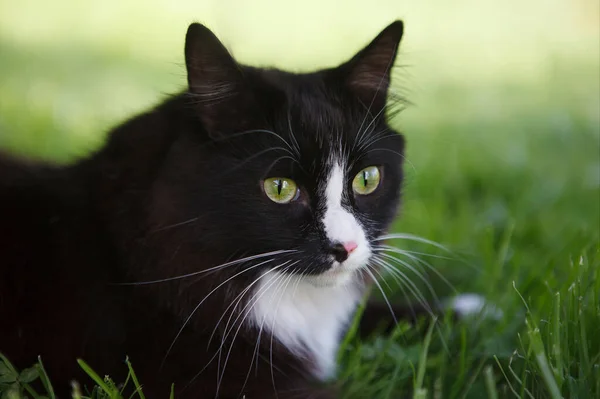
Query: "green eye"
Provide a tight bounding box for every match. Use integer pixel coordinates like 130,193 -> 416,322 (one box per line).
352,166 -> 381,195
263,177 -> 299,204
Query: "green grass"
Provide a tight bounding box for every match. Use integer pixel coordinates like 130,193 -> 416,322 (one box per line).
0,0 -> 599,398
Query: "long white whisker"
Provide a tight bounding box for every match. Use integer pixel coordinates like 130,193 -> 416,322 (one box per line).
371,257 -> 434,317
206,266 -> 276,349
391,249 -> 455,261
369,263 -> 395,293
218,262 -> 297,350
286,107 -> 301,157
182,269 -> 278,392
353,104 -> 386,154
150,217 -> 199,233
161,257 -> 282,368
217,263 -> 298,396
213,129 -> 295,153
217,147 -> 296,177
374,233 -> 449,252
355,106 -> 387,150
375,246 -> 457,294
364,266 -> 398,326
376,252 -> 444,303
355,128 -> 393,152
215,261 -> 292,361
372,257 -> 449,352
242,268 -> 296,394
184,261 -> 297,392
120,250 -> 296,285
369,259 -> 419,320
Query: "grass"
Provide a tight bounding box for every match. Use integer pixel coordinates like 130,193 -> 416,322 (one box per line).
0,0 -> 598,398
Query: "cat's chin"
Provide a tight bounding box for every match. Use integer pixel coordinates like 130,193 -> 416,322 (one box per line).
303,268 -> 357,288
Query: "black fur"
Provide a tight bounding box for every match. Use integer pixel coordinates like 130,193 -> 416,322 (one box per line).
0,21 -> 411,398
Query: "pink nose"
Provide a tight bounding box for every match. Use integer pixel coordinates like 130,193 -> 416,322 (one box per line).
343,241 -> 358,254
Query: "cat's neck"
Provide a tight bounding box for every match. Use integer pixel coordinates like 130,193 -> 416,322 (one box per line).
250,270 -> 364,379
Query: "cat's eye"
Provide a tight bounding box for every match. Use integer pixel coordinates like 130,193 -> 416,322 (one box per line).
263,178 -> 299,204
352,166 -> 381,195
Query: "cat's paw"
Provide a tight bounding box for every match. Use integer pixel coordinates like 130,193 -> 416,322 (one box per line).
444,293 -> 503,321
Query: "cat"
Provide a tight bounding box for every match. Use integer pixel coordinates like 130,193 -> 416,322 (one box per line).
0,20 -> 483,399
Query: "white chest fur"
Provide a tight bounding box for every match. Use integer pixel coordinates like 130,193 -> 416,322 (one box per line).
249,270 -> 362,379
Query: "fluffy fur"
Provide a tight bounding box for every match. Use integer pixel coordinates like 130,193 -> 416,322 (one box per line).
0,21 -> 436,399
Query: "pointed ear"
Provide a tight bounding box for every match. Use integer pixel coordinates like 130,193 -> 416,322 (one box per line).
343,20 -> 404,106
184,23 -> 259,138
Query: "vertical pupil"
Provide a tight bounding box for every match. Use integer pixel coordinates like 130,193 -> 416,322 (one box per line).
277,180 -> 283,195
363,171 -> 368,187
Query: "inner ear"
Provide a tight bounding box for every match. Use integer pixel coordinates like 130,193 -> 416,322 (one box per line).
343,21 -> 404,106
184,23 -> 261,138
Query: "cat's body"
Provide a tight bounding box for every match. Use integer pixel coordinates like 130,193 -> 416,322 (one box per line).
1,21 -> 426,398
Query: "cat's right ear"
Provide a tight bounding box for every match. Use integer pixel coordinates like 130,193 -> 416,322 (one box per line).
342,20 -> 404,109
184,23 -> 259,138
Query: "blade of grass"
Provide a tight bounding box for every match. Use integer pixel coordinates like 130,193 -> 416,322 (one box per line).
413,317 -> 436,398
36,356 -> 55,399
527,320 -> 562,399
494,355 -> 521,398
484,365 -> 499,399
551,292 -> 564,390
77,359 -> 116,398
125,358 -> 145,399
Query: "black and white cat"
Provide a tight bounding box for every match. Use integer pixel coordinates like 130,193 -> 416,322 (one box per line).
0,21 -> 486,398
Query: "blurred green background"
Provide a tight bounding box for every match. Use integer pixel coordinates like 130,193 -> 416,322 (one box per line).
1,0 -> 598,162
0,0 -> 599,396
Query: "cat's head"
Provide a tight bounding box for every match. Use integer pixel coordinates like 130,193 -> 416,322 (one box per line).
150,21 -> 406,288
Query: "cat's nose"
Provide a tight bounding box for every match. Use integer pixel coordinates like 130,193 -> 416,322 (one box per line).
343,241 -> 358,254
329,241 -> 358,263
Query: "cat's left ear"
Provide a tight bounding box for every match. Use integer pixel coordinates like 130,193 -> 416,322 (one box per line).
342,20 -> 404,107
184,23 -> 260,138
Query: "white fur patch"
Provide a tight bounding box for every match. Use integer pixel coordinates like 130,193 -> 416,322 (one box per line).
249,159 -> 371,379
250,271 -> 361,379
321,162 -> 371,283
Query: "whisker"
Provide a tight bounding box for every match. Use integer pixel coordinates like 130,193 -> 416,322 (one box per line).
215,147 -> 297,178
212,129 -> 296,154
394,249 -> 455,261
161,257 -> 286,368
217,263 -> 298,396
118,250 -> 297,285
150,217 -> 199,233
206,265 -> 278,349
372,256 -> 450,353
375,246 -> 457,294
183,261 -> 294,392
242,268 -> 296,394
352,63 -> 393,154
374,233 -> 450,252
364,266 -> 398,326
286,107 -> 301,157
369,260 -> 421,321
355,121 -> 390,153
354,104 -> 387,153
358,147 -> 417,175
371,257 -> 434,316
375,253 -> 444,310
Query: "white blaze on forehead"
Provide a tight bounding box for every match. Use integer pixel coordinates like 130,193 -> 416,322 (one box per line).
321,161 -> 370,272
324,163 -> 346,212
